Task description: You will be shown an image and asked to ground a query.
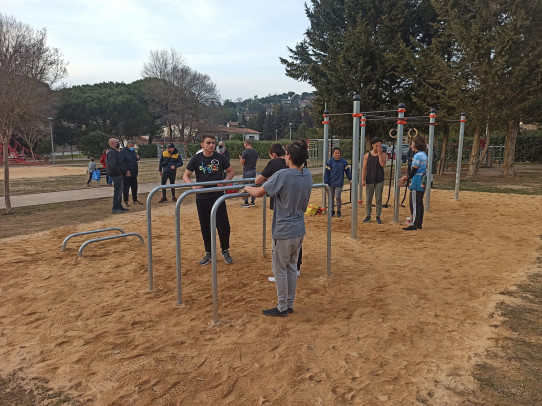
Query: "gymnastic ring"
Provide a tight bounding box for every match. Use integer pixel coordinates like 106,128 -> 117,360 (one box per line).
408,128 -> 418,139
389,128 -> 397,139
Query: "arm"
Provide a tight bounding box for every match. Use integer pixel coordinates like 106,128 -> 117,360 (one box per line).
399,164 -> 419,186
175,156 -> 183,169
344,160 -> 352,182
224,165 -> 234,181
183,169 -> 202,190
244,185 -> 267,198
323,160 -> 330,184
255,174 -> 268,185
378,146 -> 386,167
361,153 -> 368,186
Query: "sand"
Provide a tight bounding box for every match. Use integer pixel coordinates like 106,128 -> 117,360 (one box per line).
1,188 -> 541,405
0,165 -> 86,179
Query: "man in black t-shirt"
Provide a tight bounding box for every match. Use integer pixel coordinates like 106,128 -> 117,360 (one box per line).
183,134 -> 235,265
239,139 -> 259,207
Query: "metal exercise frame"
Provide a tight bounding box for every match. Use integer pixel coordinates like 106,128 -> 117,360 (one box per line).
173,183 -> 257,305
146,178 -> 256,290
62,227 -> 125,251
209,183 -> 332,323
78,233 -> 144,257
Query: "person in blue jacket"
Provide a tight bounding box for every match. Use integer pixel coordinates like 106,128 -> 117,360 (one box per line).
158,143 -> 183,203
324,147 -> 352,217
120,140 -> 142,206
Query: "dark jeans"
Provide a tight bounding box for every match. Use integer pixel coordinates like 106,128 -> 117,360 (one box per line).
196,197 -> 230,253
111,176 -> 123,210
409,189 -> 425,228
86,172 -> 93,185
243,169 -> 256,204
297,246 -> 303,270
123,176 -> 138,202
161,172 -> 176,197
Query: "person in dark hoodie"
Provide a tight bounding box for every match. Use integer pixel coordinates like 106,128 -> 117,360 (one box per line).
324,147 -> 352,218
106,138 -> 130,214
120,140 -> 142,206
159,143 -> 183,203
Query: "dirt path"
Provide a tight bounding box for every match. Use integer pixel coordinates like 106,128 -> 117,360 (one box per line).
0,189 -> 540,405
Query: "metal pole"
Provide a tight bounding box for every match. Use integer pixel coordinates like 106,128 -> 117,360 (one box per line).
358,114 -> 366,203
351,95 -> 361,238
425,108 -> 436,211
322,108 -> 330,207
454,113 -> 467,200
275,130 -> 278,141
289,123 -> 292,141
393,103 -> 406,223
262,195 -> 267,257
47,117 -> 55,164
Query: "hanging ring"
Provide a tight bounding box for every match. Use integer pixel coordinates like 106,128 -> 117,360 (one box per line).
389,128 -> 397,139
408,128 -> 418,139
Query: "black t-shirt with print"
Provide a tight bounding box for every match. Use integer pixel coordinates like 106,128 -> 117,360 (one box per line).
186,152 -> 231,199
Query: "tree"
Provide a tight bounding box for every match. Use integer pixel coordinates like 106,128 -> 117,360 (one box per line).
142,49 -> 220,142
77,130 -> 109,158
15,120 -> 49,159
0,14 -> 67,212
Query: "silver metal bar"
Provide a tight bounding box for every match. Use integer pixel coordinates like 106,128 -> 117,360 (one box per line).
393,104 -> 406,223
351,95 -> 361,238
62,227 -> 125,251
78,233 -> 144,257
425,108 -> 437,211
455,113 -> 467,200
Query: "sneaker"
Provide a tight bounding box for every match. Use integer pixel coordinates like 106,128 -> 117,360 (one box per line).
199,252 -> 211,265
288,308 -> 294,314
221,249 -> 233,264
331,210 -> 335,217
249,201 -> 256,207
363,216 -> 371,223
123,202 -> 129,207
402,225 -> 417,231
158,196 -> 167,203
120,207 -> 129,212
86,184 -> 90,187
337,211 -> 342,218
241,202 -> 250,208
172,196 -> 177,202
262,307 -> 288,317
297,270 -> 300,277
111,209 -> 124,214
133,201 -> 144,205
376,217 -> 383,224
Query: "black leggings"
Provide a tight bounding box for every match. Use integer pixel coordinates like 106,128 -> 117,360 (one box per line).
196,197 -> 230,253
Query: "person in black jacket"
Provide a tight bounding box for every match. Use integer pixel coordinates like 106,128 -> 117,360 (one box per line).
106,138 -> 130,214
159,143 -> 183,203
120,140 -> 142,206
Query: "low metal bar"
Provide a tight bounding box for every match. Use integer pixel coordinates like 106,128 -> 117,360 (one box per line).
62,227 -> 125,251
146,177 -> 255,291
78,233 -> 144,257
210,183 -> 332,323
174,183 -> 254,305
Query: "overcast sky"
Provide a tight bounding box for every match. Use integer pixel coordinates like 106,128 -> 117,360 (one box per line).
4,0 -> 315,101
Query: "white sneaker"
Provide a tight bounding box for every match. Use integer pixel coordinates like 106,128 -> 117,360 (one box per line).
297,270 -> 300,277
268,276 -> 276,282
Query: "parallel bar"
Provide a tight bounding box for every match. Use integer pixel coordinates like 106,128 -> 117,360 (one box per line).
393,103 -> 406,223
454,113 -> 467,200
78,233 -> 144,257
62,227 -> 125,251
425,108 -> 436,211
351,95 -> 361,239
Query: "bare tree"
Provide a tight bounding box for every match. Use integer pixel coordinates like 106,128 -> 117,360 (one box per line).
15,120 -> 49,159
0,14 -> 67,212
141,49 -> 219,142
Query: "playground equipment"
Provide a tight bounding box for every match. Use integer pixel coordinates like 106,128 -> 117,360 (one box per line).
320,96 -> 468,237
62,227 -> 144,257
208,183 -> 333,323
0,137 -> 45,165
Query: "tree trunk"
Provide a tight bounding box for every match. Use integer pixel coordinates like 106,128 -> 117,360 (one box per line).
479,123 -> 491,166
502,120 -> 519,176
2,137 -> 13,213
437,124 -> 449,176
465,125 -> 482,181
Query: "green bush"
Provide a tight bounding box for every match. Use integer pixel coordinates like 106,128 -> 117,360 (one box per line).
77,131 -> 109,158
137,144 -> 158,158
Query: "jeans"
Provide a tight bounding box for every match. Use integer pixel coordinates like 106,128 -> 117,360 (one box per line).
161,172 -> 176,197
123,176 -> 138,202
329,185 -> 343,212
111,176 -> 123,210
243,169 -> 256,204
196,196 -> 230,253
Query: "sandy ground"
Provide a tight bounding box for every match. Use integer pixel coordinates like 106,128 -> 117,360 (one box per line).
1,187 -> 541,405
0,165 -> 86,179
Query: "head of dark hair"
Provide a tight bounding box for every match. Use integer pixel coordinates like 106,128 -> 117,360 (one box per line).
90,157 -> 94,161
244,139 -> 252,146
201,134 -> 216,143
286,139 -> 309,167
332,147 -> 341,153
412,136 -> 427,152
370,137 -> 383,146
268,143 -> 285,157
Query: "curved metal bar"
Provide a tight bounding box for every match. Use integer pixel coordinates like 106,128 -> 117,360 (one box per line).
174,183 -> 254,305
210,183 -> 332,323
62,227 -> 125,251
146,177 -> 255,291
78,233 -> 144,257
